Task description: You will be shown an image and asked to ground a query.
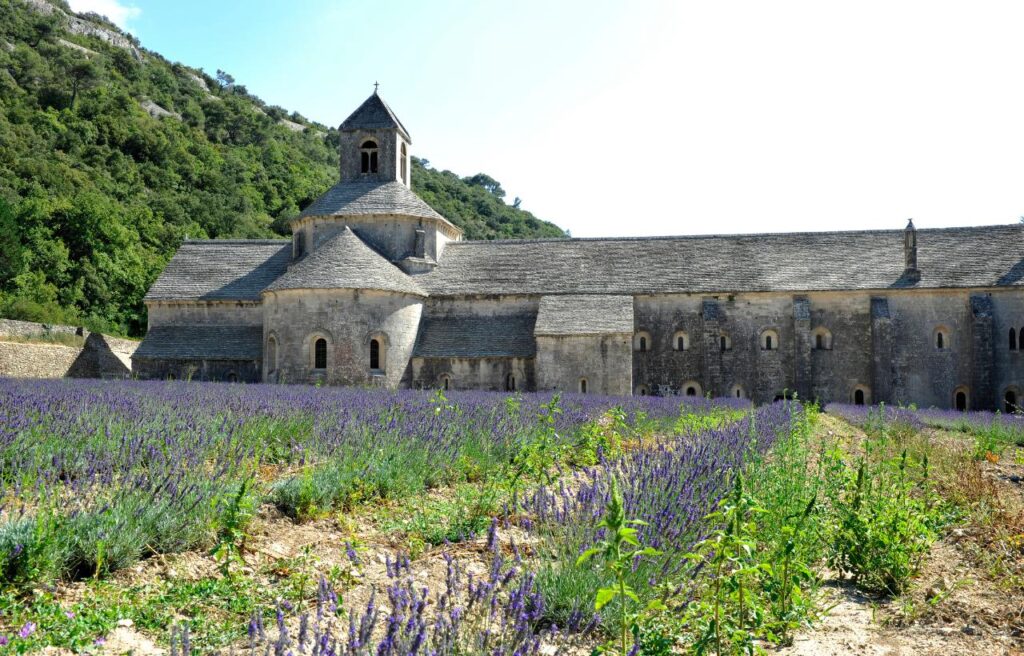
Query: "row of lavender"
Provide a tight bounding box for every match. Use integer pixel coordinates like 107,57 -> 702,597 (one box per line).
827,402 -> 1024,456
0,378 -> 746,589
237,401 -> 804,655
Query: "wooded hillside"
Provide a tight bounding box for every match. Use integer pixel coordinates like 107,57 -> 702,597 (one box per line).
0,0 -> 565,336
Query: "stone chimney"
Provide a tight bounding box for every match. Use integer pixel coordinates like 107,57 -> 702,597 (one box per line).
904,219 -> 920,282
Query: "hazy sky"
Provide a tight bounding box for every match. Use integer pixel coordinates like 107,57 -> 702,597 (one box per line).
69,0 -> 1024,237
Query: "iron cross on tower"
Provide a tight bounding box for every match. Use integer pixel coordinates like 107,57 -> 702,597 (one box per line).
373,81 -> 379,93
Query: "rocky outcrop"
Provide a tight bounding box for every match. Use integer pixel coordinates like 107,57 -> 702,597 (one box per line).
19,0 -> 143,60
139,99 -> 182,120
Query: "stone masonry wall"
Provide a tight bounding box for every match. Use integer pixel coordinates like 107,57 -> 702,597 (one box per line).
631,289 -> 1007,409
536,333 -> 632,396
0,319 -> 137,379
0,341 -> 83,378
263,288 -> 422,388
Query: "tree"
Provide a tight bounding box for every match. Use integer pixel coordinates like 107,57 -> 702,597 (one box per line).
29,14 -> 59,48
66,59 -> 100,108
512,196 -> 522,209
464,173 -> 506,199
0,199 -> 24,289
215,69 -> 235,89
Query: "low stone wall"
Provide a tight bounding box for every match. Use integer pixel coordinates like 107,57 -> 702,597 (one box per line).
0,341 -> 83,378
0,319 -> 138,379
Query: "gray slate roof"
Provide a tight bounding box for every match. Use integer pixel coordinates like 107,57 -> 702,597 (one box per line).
145,240 -> 291,302
134,325 -> 263,361
339,92 -> 411,142
265,227 -> 425,296
298,181 -> 446,222
414,315 -> 537,358
535,295 -> 634,335
419,224 -> 1024,296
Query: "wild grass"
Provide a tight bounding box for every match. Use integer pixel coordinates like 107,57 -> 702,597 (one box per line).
0,333 -> 86,348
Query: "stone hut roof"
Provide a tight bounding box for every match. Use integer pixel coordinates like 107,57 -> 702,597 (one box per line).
134,325 -> 263,361
413,315 -> 537,358
265,227 -> 425,296
535,295 -> 634,335
297,181 -> 448,223
145,240 -> 291,302
339,92 -> 411,142
419,224 -> 1024,296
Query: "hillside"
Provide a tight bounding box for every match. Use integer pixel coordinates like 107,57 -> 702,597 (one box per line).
0,0 -> 566,336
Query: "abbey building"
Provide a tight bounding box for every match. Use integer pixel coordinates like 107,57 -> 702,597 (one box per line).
136,91 -> 1024,411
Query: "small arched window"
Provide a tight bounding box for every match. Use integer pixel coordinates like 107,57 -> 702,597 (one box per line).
854,389 -> 865,405
506,373 -> 516,392
730,384 -> 745,399
439,374 -> 451,391
935,327 -> 950,350
1005,389 -> 1018,414
1010,328 -> 1017,351
955,389 -> 968,411
637,385 -> 649,396
360,139 -> 378,174
634,331 -> 652,353
682,381 -> 702,397
267,336 -> 278,373
673,331 -> 689,352
720,334 -> 731,352
639,336 -> 647,352
813,327 -> 833,351
760,330 -> 779,351
226,372 -> 238,383
370,339 -> 381,370
294,231 -> 305,259
400,142 -> 408,184
314,338 -> 327,370
579,378 -> 588,394
937,332 -> 944,349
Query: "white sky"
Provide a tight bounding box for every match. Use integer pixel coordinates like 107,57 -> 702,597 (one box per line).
71,0 -> 1024,238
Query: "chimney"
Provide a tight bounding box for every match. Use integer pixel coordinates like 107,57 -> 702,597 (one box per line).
414,229 -> 426,258
904,219 -> 920,282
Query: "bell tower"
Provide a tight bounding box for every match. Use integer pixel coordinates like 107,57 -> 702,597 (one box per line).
338,85 -> 412,188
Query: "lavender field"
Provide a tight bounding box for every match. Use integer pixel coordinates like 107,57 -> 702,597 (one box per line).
3,381 -> 1017,654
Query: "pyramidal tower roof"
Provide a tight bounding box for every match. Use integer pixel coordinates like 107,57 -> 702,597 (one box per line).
264,227 -> 425,296
339,90 -> 411,142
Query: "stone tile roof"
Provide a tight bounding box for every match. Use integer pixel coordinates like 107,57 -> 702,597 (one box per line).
134,325 -> 263,361
420,224 -> 1024,296
298,181 -> 445,222
265,227 -> 425,296
339,92 -> 411,142
145,240 -> 291,302
535,295 -> 634,335
413,315 -> 537,358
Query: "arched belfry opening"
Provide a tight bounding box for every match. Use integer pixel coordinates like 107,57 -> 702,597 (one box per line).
360,139 -> 378,174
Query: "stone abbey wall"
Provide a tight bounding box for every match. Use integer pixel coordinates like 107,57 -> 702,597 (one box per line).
263,288 -> 422,388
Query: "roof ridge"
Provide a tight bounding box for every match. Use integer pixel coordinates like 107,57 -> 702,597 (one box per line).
450,223 -> 1022,246
182,239 -> 290,245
